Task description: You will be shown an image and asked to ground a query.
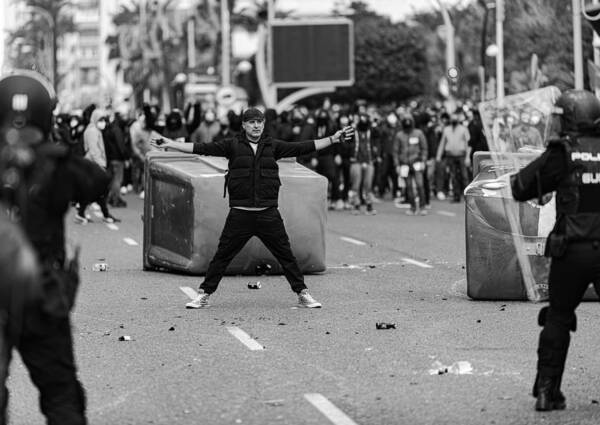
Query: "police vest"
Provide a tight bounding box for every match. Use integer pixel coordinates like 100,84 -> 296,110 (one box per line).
554,136 -> 600,240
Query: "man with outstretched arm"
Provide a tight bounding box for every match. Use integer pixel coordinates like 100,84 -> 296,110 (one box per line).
153,107 -> 353,309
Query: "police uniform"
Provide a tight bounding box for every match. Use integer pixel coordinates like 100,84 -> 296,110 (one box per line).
0,70 -> 107,425
510,89 -> 600,411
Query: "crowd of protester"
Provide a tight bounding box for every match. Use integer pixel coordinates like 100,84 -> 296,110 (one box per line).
52,98 -> 490,222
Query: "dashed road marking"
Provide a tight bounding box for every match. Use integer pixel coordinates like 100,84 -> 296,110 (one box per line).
180,286 -> 198,300
123,237 -> 138,246
401,257 -> 433,269
106,223 -> 119,231
304,393 -> 358,425
436,210 -> 456,217
226,326 -> 264,351
339,236 -> 367,246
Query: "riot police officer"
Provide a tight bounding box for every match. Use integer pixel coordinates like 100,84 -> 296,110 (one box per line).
0,70 -> 108,424
509,89 -> 600,411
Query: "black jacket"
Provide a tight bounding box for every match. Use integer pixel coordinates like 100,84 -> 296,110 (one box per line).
192,133 -> 316,207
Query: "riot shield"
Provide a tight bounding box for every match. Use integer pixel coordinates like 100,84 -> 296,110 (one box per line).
466,87 -> 561,302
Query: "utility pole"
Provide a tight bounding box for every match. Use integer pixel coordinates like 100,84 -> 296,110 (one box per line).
496,0 -> 504,103
221,0 -> 230,86
573,0 -> 584,89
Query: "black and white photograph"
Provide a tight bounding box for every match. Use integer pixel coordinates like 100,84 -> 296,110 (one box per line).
2,0 -> 600,424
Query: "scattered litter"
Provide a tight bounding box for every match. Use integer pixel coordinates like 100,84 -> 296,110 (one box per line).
140,297 -> 148,300
365,347 -> 373,351
498,396 -> 512,400
429,360 -> 473,375
119,324 -> 124,329
476,320 -> 481,323
92,263 -> 107,272
103,331 -> 110,336
247,281 -> 261,289
277,322 -> 286,326
376,322 -> 396,330
325,331 -> 330,335
263,399 -> 285,407
593,399 -> 599,405
255,263 -> 272,275
235,420 -> 242,424
441,298 -> 448,301
118,335 -> 131,341
168,326 -> 175,331
368,265 -> 376,269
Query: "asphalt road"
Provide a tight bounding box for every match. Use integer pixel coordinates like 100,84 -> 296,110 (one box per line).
6,193 -> 600,425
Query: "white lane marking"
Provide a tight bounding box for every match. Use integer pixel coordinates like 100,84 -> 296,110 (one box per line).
304,393 -> 358,425
436,210 -> 456,217
401,257 -> 433,269
226,326 -> 264,351
123,237 -> 138,246
339,236 -> 366,246
106,223 -> 119,231
94,211 -> 103,218
180,286 -> 198,300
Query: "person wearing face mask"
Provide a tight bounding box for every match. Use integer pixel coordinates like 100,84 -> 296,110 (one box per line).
377,112 -> 400,201
163,110 -> 188,142
312,110 -> 337,208
152,107 -> 354,309
332,114 -> 353,210
78,109 -> 119,224
348,113 -> 377,214
436,113 -> 471,202
190,109 -> 221,144
394,115 -> 428,215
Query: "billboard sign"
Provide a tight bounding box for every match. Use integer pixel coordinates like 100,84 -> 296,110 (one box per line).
269,18 -> 354,88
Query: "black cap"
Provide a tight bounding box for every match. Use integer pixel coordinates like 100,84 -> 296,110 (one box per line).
242,107 -> 265,122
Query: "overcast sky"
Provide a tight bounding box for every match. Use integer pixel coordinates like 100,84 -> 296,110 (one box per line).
274,0 -> 468,22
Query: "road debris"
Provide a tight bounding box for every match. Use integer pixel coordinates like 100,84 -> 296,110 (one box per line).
92,262 -> 107,271
376,322 -> 396,329
247,281 -> 261,289
429,360 -> 473,375
118,335 -> 131,341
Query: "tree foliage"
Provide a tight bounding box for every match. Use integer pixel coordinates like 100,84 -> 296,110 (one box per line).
334,1 -> 430,102
6,0 -> 75,88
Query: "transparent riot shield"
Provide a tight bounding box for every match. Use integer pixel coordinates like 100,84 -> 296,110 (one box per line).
465,86 -> 561,302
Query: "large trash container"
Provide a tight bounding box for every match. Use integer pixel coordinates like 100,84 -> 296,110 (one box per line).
465,152 -> 597,300
143,151 -> 328,275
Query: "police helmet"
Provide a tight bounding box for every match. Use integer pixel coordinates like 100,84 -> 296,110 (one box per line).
554,89 -> 600,134
0,70 -> 56,144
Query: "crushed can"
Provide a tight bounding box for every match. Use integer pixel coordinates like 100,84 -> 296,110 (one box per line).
92,262 -> 108,272
376,322 -> 396,330
247,281 -> 261,289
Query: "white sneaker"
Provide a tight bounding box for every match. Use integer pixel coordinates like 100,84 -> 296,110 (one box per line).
298,289 -> 322,308
436,191 -> 446,201
185,290 -> 210,309
139,191 -> 145,199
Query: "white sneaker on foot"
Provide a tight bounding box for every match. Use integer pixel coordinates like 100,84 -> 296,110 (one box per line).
186,290 -> 210,309
298,289 -> 322,308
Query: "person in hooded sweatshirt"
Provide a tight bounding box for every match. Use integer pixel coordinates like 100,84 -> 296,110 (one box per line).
163,109 -> 188,142
77,108 -> 119,224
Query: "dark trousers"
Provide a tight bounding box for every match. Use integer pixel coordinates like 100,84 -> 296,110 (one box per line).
537,242 -> 600,377
378,153 -> 398,198
107,160 -> 125,205
439,155 -> 468,201
333,161 -> 351,201
406,169 -> 426,211
316,155 -> 336,201
200,208 -> 307,294
1,316 -> 86,425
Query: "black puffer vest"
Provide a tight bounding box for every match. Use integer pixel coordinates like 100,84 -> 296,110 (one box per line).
226,134 -> 281,207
